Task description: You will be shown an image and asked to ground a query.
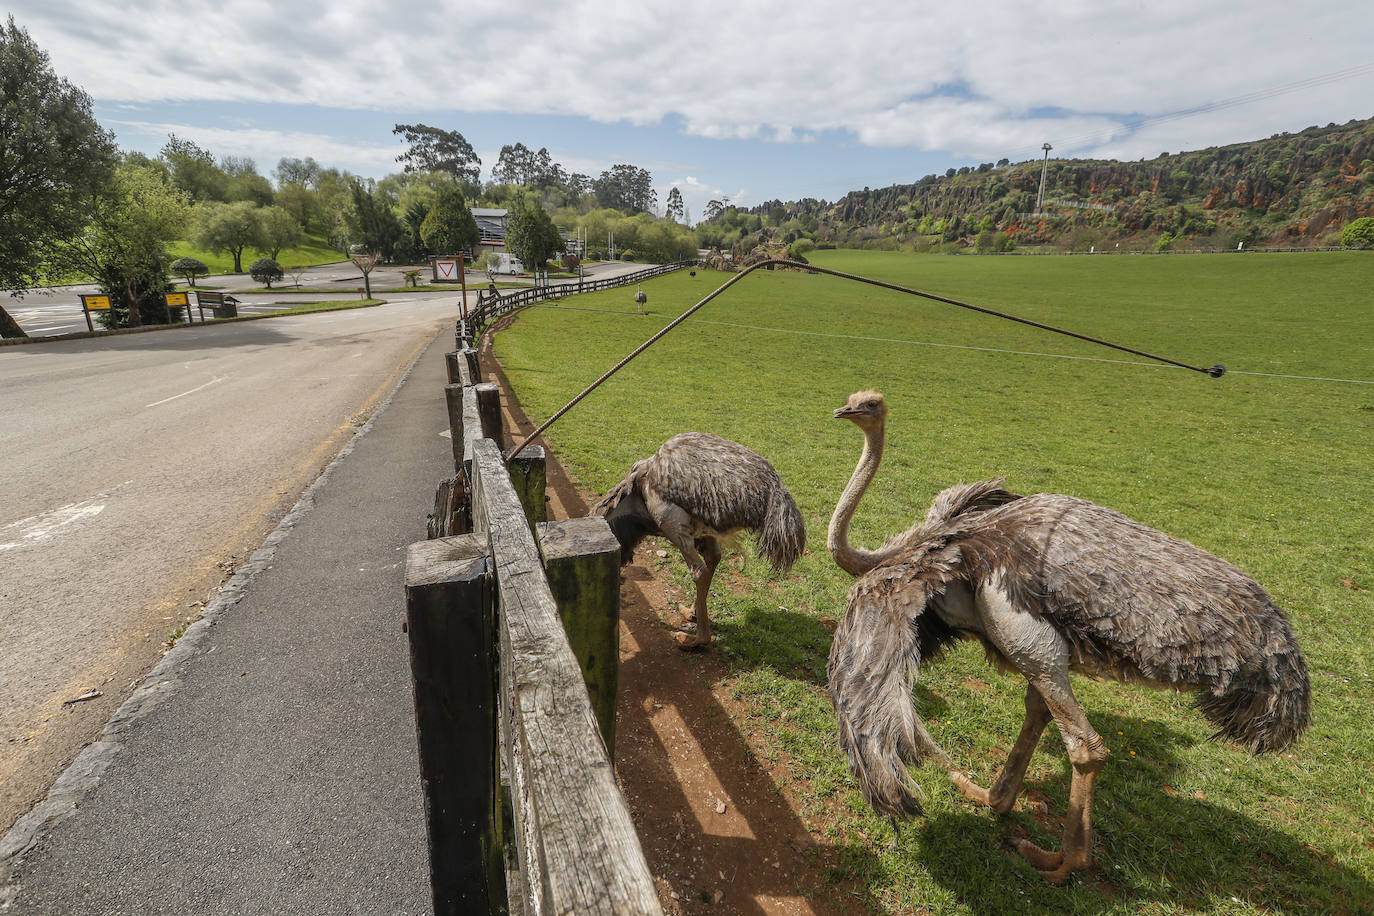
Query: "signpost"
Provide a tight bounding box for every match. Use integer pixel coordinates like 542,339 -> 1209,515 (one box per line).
164,292 -> 190,324
432,254 -> 469,320
79,294 -> 111,332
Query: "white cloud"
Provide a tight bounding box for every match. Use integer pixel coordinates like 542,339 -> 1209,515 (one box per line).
12,0 -> 1373,192
109,121 -> 405,175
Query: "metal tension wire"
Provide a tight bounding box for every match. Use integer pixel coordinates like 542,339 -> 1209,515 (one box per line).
504,258 -> 1225,464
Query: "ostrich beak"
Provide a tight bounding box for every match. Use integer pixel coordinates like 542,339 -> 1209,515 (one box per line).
834,404 -> 857,419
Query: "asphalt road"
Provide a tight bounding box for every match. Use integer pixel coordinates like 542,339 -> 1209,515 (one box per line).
4,259 -> 653,339
0,294 -> 462,833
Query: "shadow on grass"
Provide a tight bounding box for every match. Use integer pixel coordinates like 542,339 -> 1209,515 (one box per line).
906,714 -> 1371,914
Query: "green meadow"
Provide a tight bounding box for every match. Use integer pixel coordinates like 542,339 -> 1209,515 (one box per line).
165,233 -> 346,276
492,250 -> 1373,914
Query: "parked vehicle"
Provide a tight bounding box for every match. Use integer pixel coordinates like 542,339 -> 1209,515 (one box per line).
496,253 -> 524,275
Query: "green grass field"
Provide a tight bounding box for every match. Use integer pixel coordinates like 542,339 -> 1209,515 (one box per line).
492,250 -> 1373,913
165,232 -> 345,276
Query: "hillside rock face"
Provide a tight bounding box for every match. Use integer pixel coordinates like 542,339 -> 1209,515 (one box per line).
722,118 -> 1374,250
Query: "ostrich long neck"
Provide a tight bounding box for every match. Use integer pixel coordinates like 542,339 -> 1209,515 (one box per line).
828,420 -> 890,576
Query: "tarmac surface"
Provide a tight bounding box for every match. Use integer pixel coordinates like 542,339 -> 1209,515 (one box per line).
0,330 -> 456,914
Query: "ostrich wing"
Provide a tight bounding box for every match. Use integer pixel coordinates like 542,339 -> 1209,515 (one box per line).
827,538 -> 964,818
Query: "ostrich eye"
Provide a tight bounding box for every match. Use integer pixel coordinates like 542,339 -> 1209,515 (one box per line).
865,400 -> 877,409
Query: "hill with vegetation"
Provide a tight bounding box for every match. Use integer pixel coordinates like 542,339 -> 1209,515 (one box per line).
698,116 -> 1374,254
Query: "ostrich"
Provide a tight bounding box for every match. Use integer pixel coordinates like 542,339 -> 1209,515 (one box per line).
592,432 -> 806,649
825,390 -> 1310,883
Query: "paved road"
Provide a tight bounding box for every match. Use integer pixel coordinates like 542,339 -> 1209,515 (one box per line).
4,260 -> 655,339
0,295 -> 461,833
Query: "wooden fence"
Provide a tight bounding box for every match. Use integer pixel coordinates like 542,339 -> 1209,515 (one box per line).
404,320 -> 662,916
470,260 -> 694,333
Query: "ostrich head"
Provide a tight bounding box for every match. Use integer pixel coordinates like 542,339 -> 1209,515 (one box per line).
834,390 -> 887,430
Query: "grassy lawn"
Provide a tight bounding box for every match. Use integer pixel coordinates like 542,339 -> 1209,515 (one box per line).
166,232 -> 346,276
492,251 -> 1373,913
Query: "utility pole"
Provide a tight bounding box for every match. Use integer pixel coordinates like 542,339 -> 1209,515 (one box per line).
1035,143 -> 1053,215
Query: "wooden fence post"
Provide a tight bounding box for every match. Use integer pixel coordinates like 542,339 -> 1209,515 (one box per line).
404,535 -> 505,916
538,517 -> 621,750
444,383 -> 465,471
475,382 -> 504,448
507,446 -> 547,530
444,351 -> 462,385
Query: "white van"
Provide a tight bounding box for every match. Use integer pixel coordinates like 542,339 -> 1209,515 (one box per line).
495,253 -> 525,275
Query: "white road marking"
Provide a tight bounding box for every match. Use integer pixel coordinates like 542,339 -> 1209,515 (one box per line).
145,376 -> 226,408
0,487 -> 129,551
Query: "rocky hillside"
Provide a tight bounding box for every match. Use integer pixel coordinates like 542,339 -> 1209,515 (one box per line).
705,116 -> 1374,252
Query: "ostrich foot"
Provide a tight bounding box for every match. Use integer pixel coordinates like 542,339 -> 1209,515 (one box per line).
673,630 -> 710,650
948,770 -> 994,807
1003,836 -> 1074,885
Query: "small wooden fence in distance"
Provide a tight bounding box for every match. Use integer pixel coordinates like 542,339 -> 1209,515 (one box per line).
470,260 -> 693,333
404,320 -> 662,915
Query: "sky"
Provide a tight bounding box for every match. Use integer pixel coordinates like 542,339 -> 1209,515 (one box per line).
10,0 -> 1374,224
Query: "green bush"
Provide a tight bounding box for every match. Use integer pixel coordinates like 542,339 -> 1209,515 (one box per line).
1340,216 -> 1374,249
249,257 -> 283,288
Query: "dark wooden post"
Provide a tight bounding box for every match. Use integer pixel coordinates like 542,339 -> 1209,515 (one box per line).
445,351 -> 462,385
404,535 -> 505,915
538,517 -> 622,750
474,382 -> 504,448
444,383 -> 465,471
507,446 -> 546,529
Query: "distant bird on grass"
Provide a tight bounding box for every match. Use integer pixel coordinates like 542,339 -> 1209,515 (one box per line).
826,390 -> 1310,883
592,432 -> 806,649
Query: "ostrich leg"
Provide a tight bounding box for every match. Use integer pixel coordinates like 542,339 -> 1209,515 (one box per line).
950,685 -> 1053,813
675,537 -> 721,649
1004,674 -> 1108,884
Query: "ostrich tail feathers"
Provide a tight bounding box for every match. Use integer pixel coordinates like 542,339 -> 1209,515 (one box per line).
758,484 -> 806,572
1199,641 -> 1311,754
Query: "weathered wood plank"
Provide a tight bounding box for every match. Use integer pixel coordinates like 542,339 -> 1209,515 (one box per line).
427,474 -> 470,538
476,381 -> 504,449
444,383 -> 465,472
445,350 -> 462,385
458,347 -> 481,386
471,439 -> 661,916
538,517 -> 621,750
404,535 -> 504,915
508,446 -> 547,530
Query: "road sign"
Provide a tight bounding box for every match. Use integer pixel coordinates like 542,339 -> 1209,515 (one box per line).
434,258 -> 459,281
79,294 -> 112,332
165,292 -> 189,306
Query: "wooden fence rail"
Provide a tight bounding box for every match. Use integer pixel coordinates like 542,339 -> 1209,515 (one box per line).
471,260 -> 693,333
406,329 -> 662,916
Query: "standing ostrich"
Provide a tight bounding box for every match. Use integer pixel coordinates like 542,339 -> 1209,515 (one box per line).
825,390 -> 1310,883
592,432 -> 806,649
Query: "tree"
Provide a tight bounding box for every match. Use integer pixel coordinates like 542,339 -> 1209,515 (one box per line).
255,206 -> 303,260
249,257 -> 282,289
194,201 -> 261,273
665,186 -> 684,222
0,16 -> 118,337
704,199 -> 725,221
504,196 -> 565,271
170,256 -> 208,287
419,184 -> 479,255
161,134 -> 227,202
594,164 -> 656,213
392,123 -> 481,185
348,180 -> 403,261
61,161 -> 190,328
273,156 -> 321,188
1341,216 -> 1374,249
350,249 -> 380,299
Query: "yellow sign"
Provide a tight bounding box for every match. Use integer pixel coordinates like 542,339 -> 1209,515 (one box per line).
81,295 -> 112,310
165,293 -> 189,306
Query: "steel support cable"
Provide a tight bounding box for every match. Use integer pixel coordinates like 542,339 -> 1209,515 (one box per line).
504,258 -> 1224,463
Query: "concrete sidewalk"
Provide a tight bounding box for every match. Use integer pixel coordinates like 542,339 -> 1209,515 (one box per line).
1,332 -> 457,914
